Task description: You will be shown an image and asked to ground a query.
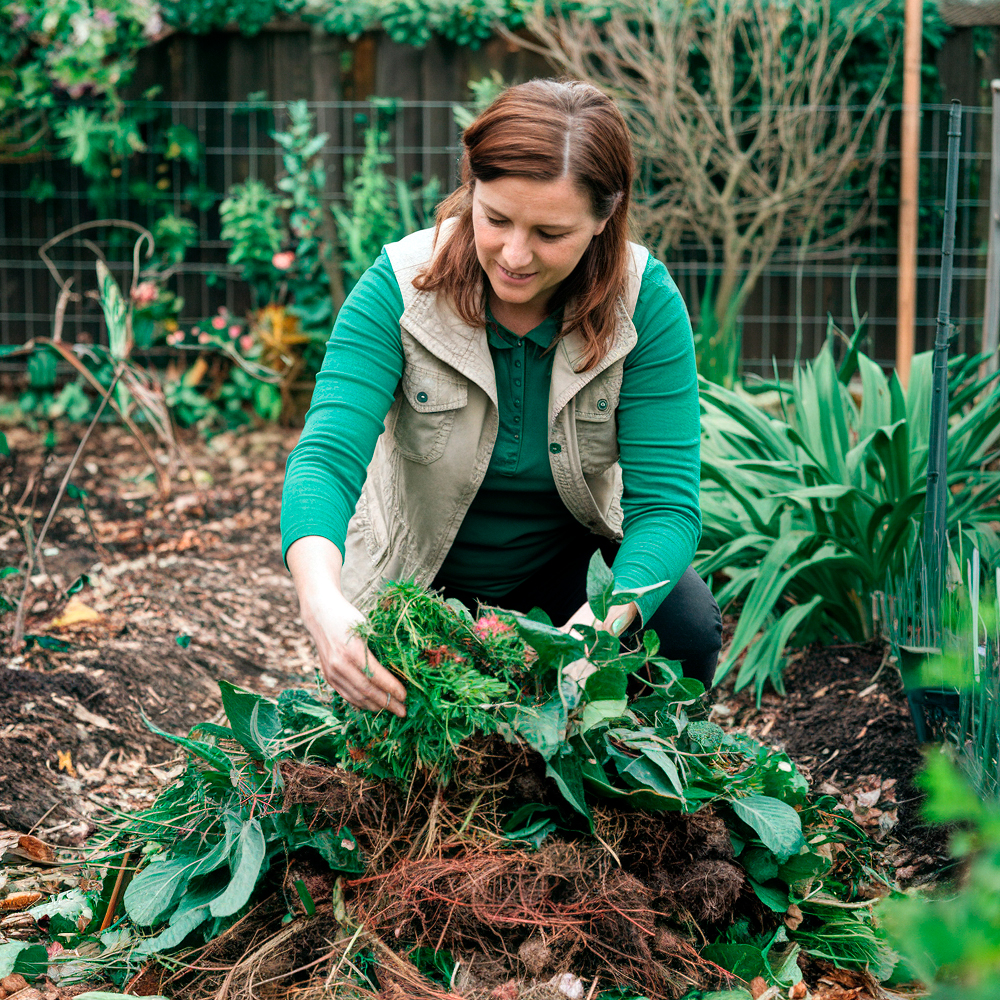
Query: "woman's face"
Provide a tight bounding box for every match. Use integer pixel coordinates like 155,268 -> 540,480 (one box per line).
471,174 -> 607,318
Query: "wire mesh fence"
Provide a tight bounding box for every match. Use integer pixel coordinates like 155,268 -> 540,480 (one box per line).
0,100 -> 992,374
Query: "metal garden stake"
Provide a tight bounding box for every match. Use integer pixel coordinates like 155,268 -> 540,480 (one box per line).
923,100 -> 963,623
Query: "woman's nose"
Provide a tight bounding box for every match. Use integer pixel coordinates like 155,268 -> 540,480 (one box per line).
502,233 -> 533,270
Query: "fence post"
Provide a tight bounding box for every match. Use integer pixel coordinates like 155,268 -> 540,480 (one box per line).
982,80 -> 1000,376
923,100 -> 963,617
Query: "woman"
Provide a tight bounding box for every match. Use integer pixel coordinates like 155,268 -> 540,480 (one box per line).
281,79 -> 721,718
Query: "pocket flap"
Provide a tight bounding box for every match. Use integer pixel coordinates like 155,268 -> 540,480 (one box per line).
575,372 -> 621,422
401,367 -> 468,412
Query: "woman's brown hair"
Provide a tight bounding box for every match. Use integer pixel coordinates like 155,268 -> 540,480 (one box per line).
413,79 -> 635,371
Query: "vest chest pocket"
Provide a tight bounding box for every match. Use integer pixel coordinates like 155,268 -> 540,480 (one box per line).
574,366 -> 623,475
394,366 -> 468,464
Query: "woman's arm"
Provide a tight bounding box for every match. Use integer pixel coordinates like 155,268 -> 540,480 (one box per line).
611,254 -> 702,624
281,250 -> 407,712
286,535 -> 407,716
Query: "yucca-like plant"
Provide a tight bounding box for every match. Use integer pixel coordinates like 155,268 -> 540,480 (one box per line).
699,339 -> 1000,699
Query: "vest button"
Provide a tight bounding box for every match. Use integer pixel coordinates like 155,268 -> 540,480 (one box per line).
416,391 -> 428,403
597,398 -> 608,411
549,442 -> 561,454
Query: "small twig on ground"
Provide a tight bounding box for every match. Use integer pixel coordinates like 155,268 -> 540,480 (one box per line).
99,849 -> 133,932
11,366 -> 122,651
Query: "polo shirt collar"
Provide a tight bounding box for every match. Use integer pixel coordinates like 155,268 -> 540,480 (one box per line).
485,303 -> 560,350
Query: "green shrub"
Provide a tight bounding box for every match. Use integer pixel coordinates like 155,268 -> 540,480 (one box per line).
698,340 -> 1000,699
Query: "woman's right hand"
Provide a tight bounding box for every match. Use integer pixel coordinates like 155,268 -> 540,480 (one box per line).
301,592 -> 408,717
286,535 -> 407,718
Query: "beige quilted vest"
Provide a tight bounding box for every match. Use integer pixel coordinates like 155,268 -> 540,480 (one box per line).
340,223 -> 649,609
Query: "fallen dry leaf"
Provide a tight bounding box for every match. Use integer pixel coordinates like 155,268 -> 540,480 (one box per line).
57,751 -> 76,778
0,977 -> 28,994
17,834 -> 55,864
750,977 -> 769,999
0,891 -> 43,911
49,596 -> 103,628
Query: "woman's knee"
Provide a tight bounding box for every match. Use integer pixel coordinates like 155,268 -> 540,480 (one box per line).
646,566 -> 721,657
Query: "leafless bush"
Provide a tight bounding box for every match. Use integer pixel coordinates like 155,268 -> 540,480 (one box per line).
512,0 -> 897,333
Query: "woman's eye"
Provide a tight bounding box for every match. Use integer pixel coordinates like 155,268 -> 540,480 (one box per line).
538,231 -> 565,241
486,216 -> 506,226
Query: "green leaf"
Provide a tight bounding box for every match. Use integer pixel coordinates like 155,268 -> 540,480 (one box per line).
132,900 -> 212,956
142,714 -> 233,772
545,749 -> 592,825
176,633 -> 191,648
579,698 -> 629,733
728,794 -> 806,863
586,550 -> 615,620
210,818 -> 266,918
749,878 -> 790,913
0,432 -> 8,456
123,854 -> 194,926
0,942 -> 32,979
585,665 -> 628,702
513,616 -> 586,670
218,681 -> 282,759
508,696 -> 567,761
294,879 -> 316,916
289,826 -> 365,874
23,634 -> 71,652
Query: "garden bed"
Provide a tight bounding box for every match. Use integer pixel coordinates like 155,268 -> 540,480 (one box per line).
0,422 -> 953,998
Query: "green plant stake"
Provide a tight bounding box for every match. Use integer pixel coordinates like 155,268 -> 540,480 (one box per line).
923,101 -> 963,622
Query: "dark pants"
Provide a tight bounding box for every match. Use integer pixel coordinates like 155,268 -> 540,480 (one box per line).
433,533 -> 722,689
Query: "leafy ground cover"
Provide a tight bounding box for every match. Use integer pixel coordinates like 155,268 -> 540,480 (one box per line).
0,422 -> 976,1000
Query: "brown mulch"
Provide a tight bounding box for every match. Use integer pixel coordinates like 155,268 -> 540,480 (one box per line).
0,421 -> 316,842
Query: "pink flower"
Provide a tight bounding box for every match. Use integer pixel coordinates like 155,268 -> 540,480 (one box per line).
166,331 -> 183,346
228,325 -> 241,338
198,331 -> 210,344
211,315 -> 226,330
131,280 -> 158,307
272,250 -> 295,271
239,334 -> 254,353
473,613 -> 512,640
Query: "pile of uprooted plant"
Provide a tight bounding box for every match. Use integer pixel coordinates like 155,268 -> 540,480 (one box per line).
30,559 -> 897,999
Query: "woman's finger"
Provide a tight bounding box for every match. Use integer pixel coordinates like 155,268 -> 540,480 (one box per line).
323,649 -> 407,718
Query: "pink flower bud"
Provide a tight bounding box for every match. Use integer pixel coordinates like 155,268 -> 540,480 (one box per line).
211,315 -> 226,329
240,334 -> 254,353
272,250 -> 295,271
229,325 -> 241,338
198,331 -> 210,344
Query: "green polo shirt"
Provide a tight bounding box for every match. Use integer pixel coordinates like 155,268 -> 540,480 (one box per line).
280,246 -> 701,623
434,305 -> 578,595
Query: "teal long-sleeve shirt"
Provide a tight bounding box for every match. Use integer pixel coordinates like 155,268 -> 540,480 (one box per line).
280,247 -> 702,623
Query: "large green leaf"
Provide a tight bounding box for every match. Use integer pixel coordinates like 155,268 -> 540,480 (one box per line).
210,818 -> 266,918
123,854 -> 195,927
727,794 -> 805,863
